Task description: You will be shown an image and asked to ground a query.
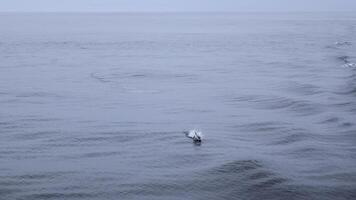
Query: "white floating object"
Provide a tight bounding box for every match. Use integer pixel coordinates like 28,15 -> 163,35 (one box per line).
185,129 -> 203,143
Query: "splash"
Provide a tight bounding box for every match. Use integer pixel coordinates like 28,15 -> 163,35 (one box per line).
185,129 -> 203,143
337,56 -> 356,68
343,63 -> 356,68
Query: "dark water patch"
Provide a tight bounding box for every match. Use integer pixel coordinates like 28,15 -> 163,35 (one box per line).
211,160 -> 263,174
318,116 -> 354,129
0,121 -> 12,126
195,160 -> 299,200
112,182 -> 184,199
0,188 -> 22,198
290,185 -> 356,200
246,171 -> 274,180
319,116 -> 340,124
248,177 -> 288,190
338,122 -> 354,128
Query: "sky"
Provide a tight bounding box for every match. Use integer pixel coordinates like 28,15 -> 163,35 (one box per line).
0,0 -> 356,12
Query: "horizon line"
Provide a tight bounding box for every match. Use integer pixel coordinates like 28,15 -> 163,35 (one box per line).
1,10 -> 355,14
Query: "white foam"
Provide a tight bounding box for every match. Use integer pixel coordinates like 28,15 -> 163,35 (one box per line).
343,63 -> 356,68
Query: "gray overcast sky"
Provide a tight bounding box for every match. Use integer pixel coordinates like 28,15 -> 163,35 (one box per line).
1,0 -> 356,12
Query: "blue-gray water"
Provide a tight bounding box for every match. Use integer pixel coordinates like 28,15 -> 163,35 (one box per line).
0,12 -> 356,200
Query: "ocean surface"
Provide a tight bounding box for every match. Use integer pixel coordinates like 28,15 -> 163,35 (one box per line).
0,12 -> 356,200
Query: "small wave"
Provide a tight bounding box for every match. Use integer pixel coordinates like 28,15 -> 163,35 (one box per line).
337,55 -> 350,64
284,82 -> 322,96
211,160 -> 263,174
63,151 -> 122,159
326,41 -> 352,49
271,131 -> 309,145
319,116 -> 340,124
0,171 -> 74,182
203,160 -> 295,199
309,172 -> 356,183
113,160 -> 287,200
13,130 -> 60,141
230,95 -> 323,116
339,122 -> 354,128
342,63 -> 356,68
235,121 -> 309,145
15,92 -> 62,99
90,70 -> 197,84
334,41 -> 352,46
90,72 -> 111,83
337,55 -> 356,68
334,88 -> 356,95
335,41 -> 352,46
24,192 -> 98,200
235,121 -> 290,133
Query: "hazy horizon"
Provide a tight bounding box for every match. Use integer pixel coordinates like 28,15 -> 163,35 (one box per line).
1,0 -> 356,12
